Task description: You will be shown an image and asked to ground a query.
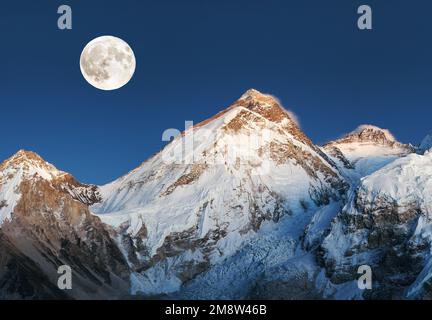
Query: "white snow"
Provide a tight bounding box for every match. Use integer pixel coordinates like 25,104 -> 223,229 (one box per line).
329,142 -> 409,178
358,152 -> 432,219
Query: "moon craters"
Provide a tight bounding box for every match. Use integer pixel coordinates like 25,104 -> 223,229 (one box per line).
80,36 -> 136,90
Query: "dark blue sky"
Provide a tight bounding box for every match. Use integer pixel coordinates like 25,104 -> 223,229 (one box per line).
1,0 -> 431,184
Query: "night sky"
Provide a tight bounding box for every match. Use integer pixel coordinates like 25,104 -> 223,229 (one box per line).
1,0 -> 431,184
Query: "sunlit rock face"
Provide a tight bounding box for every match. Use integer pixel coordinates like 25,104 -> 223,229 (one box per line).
0,150 -> 130,299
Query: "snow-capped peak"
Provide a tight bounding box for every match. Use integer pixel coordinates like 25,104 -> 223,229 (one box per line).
324,124 -> 413,151
0,149 -> 64,181
239,88 -> 266,100
235,89 -> 297,125
9,149 -> 48,162
239,89 -> 279,103
0,150 -> 60,224
0,150 -> 100,225
192,89 -> 299,135
92,90 -> 346,293
323,125 -> 413,178
5,149 -> 48,166
340,124 -> 397,145
419,133 -> 432,154
201,89 -> 306,147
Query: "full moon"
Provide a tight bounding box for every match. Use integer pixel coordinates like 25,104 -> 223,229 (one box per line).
80,36 -> 136,90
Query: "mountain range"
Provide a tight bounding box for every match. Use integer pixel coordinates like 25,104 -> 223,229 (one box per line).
1,89 -> 431,299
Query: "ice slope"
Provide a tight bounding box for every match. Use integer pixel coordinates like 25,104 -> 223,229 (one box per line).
174,212 -> 315,299
174,200 -> 345,299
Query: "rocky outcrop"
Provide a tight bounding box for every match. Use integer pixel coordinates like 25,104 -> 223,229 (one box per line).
320,152 -> 432,299
0,150 -> 130,299
325,125 -> 411,150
